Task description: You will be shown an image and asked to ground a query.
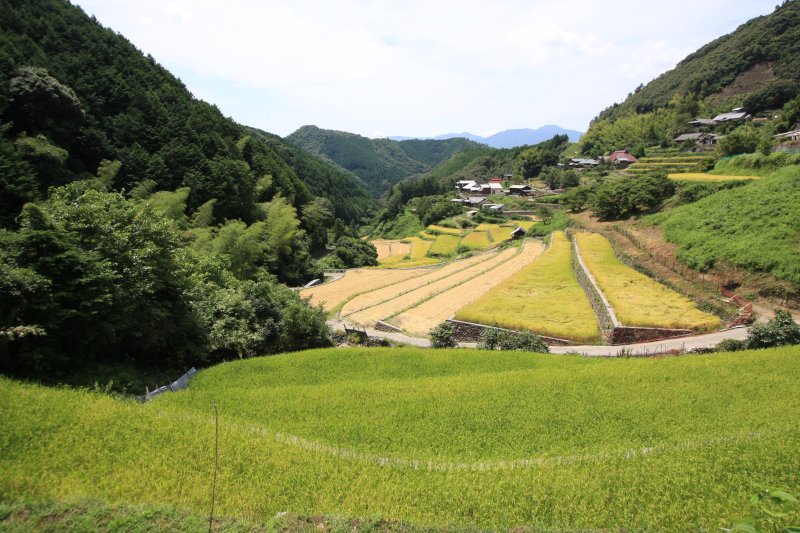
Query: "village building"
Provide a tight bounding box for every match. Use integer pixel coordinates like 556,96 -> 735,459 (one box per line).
481,203 -> 506,214
674,132 -> 718,145
687,118 -> 715,127
455,180 -> 477,192
488,182 -> 504,194
606,150 -> 638,168
712,108 -> 751,123
467,196 -> 487,207
510,226 -> 527,239
774,129 -> 800,141
569,158 -> 600,169
508,184 -> 533,196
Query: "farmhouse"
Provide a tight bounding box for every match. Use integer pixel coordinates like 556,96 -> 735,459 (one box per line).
467,196 -> 487,207
489,177 -> 503,183
455,180 -> 477,192
774,129 -> 800,141
606,150 -> 638,168
509,184 -> 533,196
713,108 -> 751,123
510,226 -> 527,239
481,203 -> 506,213
488,182 -> 504,194
687,118 -> 715,127
674,132 -> 718,145
569,158 -> 600,169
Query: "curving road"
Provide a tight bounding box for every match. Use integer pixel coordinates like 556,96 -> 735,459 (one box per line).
328,320 -> 750,356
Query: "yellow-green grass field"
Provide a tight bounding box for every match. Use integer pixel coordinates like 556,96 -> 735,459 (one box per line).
668,173 -> 761,182
458,230 -> 492,250
574,232 -> 721,331
418,231 -> 436,240
2,347 -> 799,530
429,234 -> 462,256
426,225 -> 463,236
489,226 -> 512,243
513,219 -> 536,231
456,232 -> 600,342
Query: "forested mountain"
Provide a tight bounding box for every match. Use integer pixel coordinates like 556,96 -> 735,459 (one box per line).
0,0 -> 374,225
598,2 -> 800,122
0,0 -> 380,384
389,126 -> 583,148
285,125 -> 479,196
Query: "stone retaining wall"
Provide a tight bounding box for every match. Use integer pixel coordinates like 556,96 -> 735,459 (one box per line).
446,319 -> 574,346
374,320 -> 404,333
570,237 -> 615,340
608,326 -> 693,345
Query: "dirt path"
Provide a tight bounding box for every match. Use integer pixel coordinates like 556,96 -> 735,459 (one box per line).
328,321 -> 750,356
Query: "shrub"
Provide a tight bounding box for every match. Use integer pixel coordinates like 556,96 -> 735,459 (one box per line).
715,339 -> 748,353
747,311 -> 800,349
430,322 -> 457,348
478,328 -> 549,353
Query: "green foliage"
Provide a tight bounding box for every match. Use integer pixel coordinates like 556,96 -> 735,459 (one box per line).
713,151 -> 800,175
674,180 -> 749,205
478,328 -> 549,353
653,167 -> 800,284
539,167 -> 580,189
717,126 -> 765,157
141,187 -> 190,228
562,185 -> 594,212
331,236 -> 378,268
591,172 -> 675,220
747,310 -> 800,349
0,128 -> 38,226
429,321 -> 457,348
408,195 -> 463,226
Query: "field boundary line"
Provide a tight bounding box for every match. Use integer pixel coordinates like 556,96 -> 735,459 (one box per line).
343,245 -> 519,320
340,251 -> 502,318
382,241 -> 529,323
572,234 -> 621,327
171,410 -> 784,473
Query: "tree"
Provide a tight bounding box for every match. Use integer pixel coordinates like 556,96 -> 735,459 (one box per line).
430,322 -> 457,348
478,329 -> 549,352
747,311 -> 800,349
332,236 -> 378,268
301,197 -> 334,252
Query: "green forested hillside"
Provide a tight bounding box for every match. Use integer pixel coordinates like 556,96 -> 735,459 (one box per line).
286,125 -> 479,196
0,0 -> 374,225
581,1 -> 800,155
0,0 -> 386,384
597,1 -> 800,121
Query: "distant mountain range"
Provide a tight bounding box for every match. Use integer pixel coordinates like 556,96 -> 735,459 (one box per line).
388,125 -> 583,148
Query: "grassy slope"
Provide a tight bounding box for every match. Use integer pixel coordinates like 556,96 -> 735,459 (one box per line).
651,166 -> 800,284
2,347 -> 799,530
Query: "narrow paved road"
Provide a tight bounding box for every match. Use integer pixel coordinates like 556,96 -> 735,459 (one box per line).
328,320 -> 750,356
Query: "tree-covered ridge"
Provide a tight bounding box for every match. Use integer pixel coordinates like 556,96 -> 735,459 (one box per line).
0,0 -> 374,225
285,125 -> 479,197
595,1 -> 800,123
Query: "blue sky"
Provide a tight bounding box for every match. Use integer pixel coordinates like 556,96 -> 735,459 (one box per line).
76,1 -> 773,138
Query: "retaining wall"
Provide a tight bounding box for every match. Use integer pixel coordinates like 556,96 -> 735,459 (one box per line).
446,319 -> 574,346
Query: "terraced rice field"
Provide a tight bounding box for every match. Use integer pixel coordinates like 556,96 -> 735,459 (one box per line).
345,247 -> 520,327
489,226 -> 513,243
6,347 -> 798,530
456,232 -> 600,342
300,268 -> 422,311
668,173 -> 761,182
370,239 -> 412,260
459,230 -> 493,250
574,232 -> 721,331
426,225 -> 463,236
340,252 -> 497,317
407,236 -> 434,259
390,240 -> 545,336
429,234 -> 462,256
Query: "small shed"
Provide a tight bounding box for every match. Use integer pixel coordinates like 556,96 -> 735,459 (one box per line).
510,226 -> 527,239
509,184 -> 533,196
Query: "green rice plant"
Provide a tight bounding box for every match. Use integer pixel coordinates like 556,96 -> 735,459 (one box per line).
2,346 -> 799,530
418,231 -> 436,240
574,232 -> 721,331
489,226 -> 512,243
456,232 -> 600,341
459,231 -> 493,250
407,236 -> 434,259
426,225 -> 463,236
429,234 -> 462,256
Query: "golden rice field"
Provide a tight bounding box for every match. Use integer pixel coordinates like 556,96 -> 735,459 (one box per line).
345,247 -> 520,327
418,232 -> 436,240
429,234 -> 462,256
426,224 -> 463,236
489,226 -> 513,243
370,239 -> 412,261
459,230 -> 493,250
514,220 -> 536,231
456,232 -> 601,342
574,232 -> 721,331
300,268 -> 422,311
668,173 -> 761,182
340,252 -> 497,317
407,236 -> 434,259
390,240 -> 545,337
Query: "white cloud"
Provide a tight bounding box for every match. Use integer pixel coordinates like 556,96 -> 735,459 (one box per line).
76,0 -> 773,137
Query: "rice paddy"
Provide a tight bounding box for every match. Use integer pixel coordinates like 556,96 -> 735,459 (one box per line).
300,268 -> 422,311
574,232 -> 721,331
370,239 -> 412,261
458,230 -> 493,250
668,173 -> 761,182
428,234 -> 462,256
455,232 -> 600,342
3,346 -> 799,530
426,225 -> 463,236
390,241 -> 545,337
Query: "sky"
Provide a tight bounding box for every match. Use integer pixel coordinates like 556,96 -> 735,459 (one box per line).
75,1 -> 774,139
